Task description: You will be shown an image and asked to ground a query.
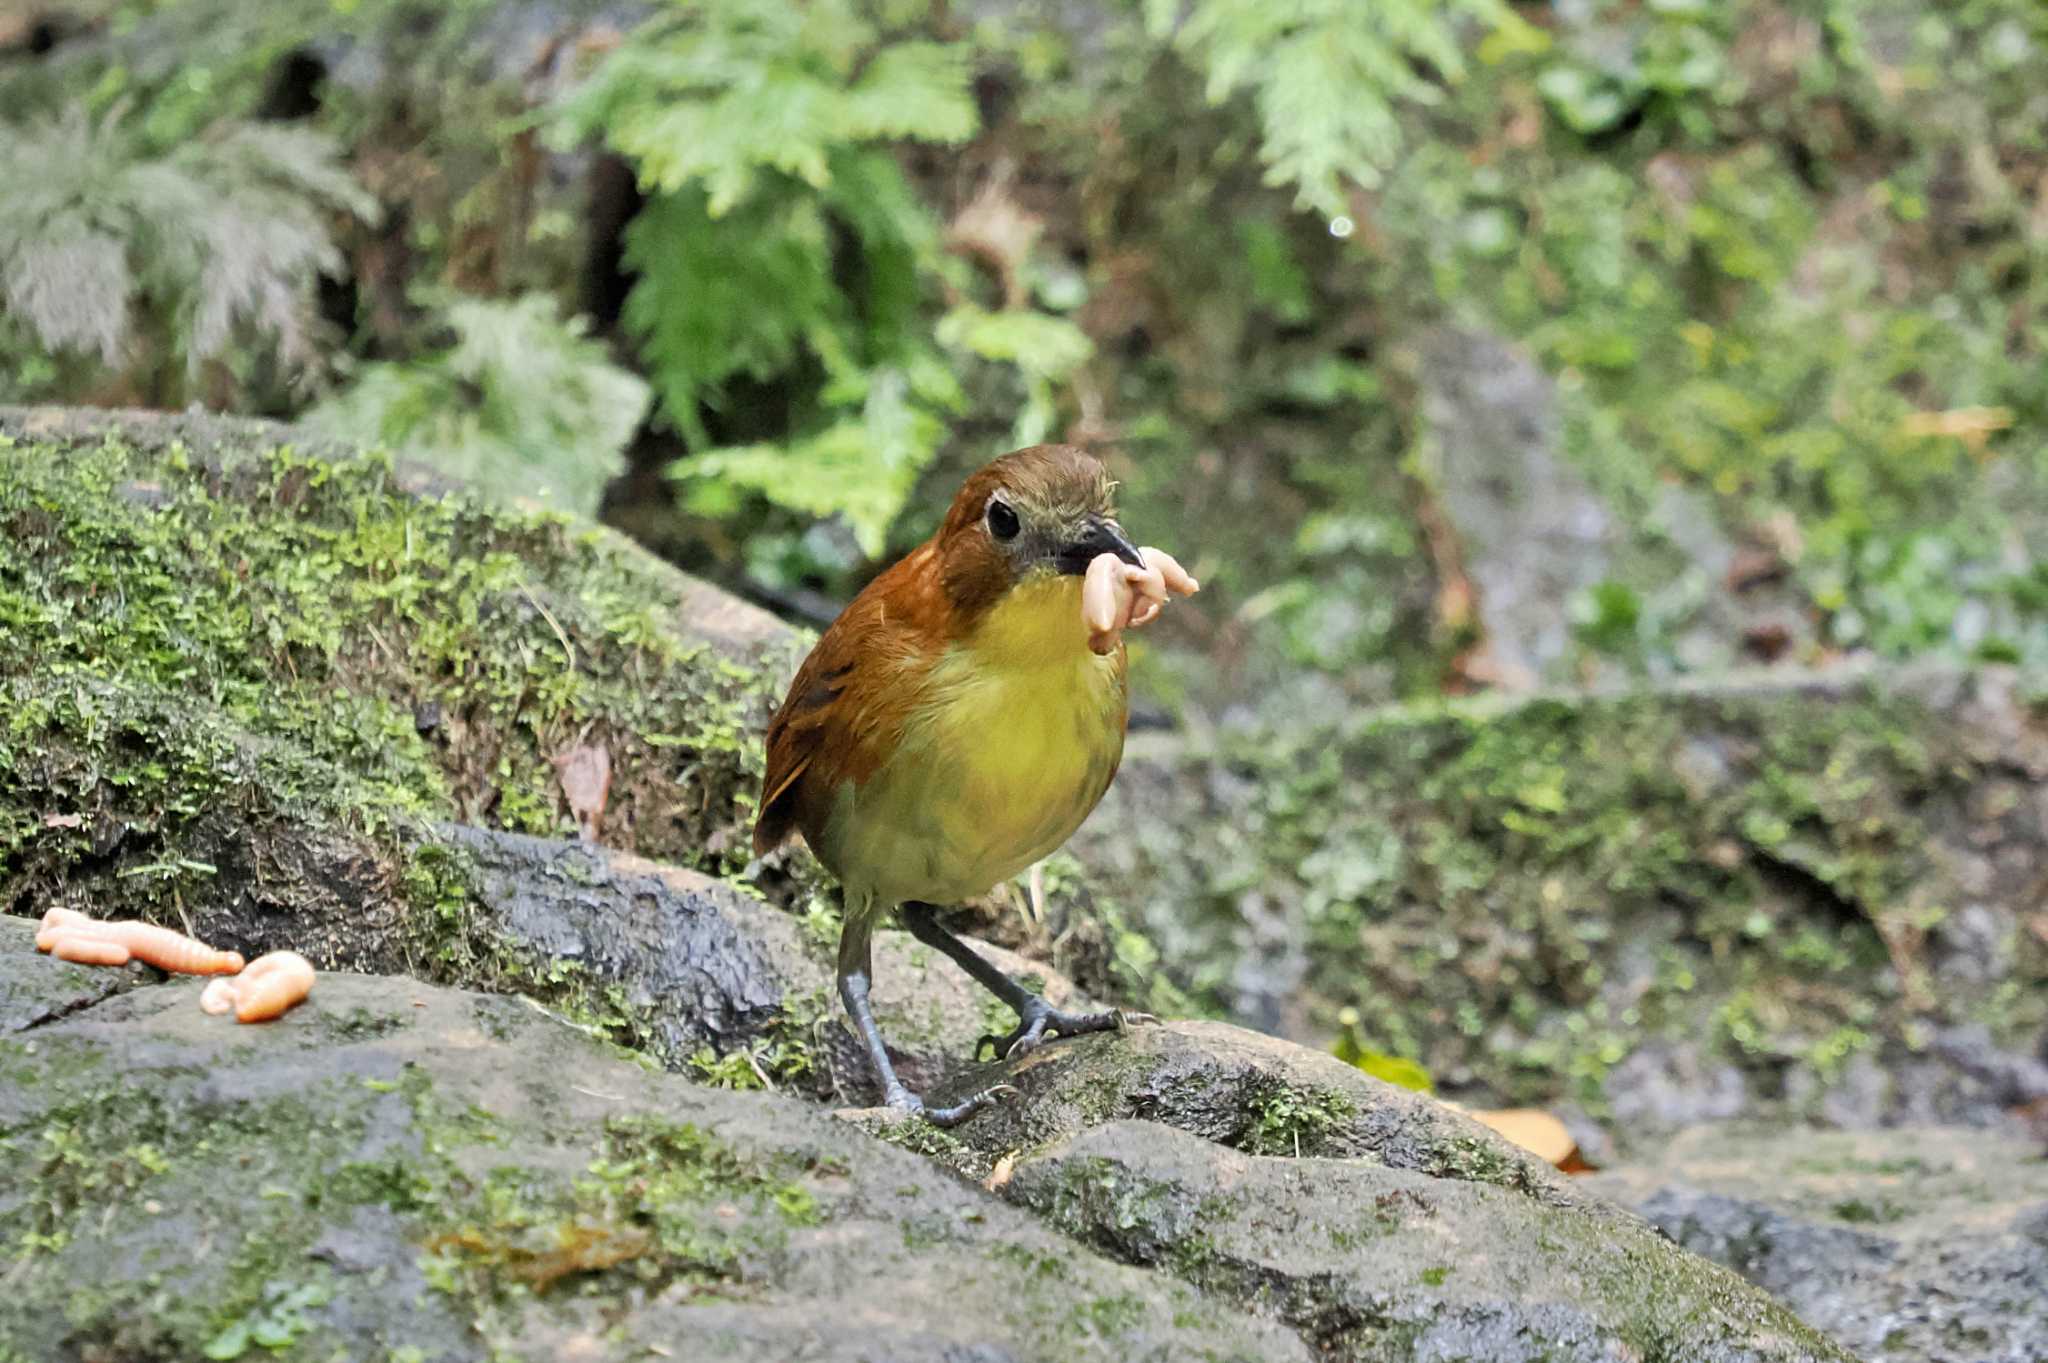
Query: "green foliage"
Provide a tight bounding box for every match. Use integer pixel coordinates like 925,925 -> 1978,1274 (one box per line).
1149,0 -> 1523,217
551,3 -> 975,215
307,294 -> 650,514
0,105 -> 373,403
1238,1081 -> 1354,1156
550,0 -> 1088,553
202,1280 -> 333,1360
1331,1007 -> 1434,1092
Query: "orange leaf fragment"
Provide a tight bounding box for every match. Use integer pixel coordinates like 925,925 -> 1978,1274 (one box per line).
1466,1107 -> 1585,1171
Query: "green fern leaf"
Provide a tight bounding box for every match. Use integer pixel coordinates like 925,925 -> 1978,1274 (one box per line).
1167,0 -> 1511,218
681,367 -> 944,556
842,42 -> 977,142
620,189 -> 841,442
308,294 -> 649,514
0,104 -> 372,387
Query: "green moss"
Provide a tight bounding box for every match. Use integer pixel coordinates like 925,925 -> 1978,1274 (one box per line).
422,1112 -> 820,1305
1105,673 -> 2045,1118
0,421 -> 814,985
1236,1082 -> 1355,1158
0,1005 -> 836,1360
0,1036 -> 387,1359
864,1113 -> 985,1178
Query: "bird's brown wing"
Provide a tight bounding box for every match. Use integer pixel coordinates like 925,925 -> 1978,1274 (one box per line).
752,547 -> 947,856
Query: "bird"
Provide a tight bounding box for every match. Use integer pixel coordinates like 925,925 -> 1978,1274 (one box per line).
753,443 -> 1181,1125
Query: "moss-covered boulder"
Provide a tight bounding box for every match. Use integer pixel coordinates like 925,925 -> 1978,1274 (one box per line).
0,917 -> 1309,1363
1076,666 -> 2048,1135
0,405 -> 1111,1090
0,402 -> 793,892
0,919 -> 1852,1362
433,823 -> 1096,1099
1007,1121 -> 1835,1362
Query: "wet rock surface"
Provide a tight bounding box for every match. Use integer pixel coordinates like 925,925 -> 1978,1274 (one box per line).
442,824 -> 1091,1100
1588,1124 -> 2048,1363
0,920 -> 1852,1362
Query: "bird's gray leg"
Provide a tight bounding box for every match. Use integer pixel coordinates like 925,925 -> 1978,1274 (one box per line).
899,901 -> 1152,1060
837,911 -> 1012,1126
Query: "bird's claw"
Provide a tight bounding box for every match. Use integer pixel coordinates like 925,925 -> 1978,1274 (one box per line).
889,1082 -> 1018,1128
978,1004 -> 1155,1062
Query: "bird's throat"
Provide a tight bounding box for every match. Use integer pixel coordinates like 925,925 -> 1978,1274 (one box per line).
964,572 -> 1093,668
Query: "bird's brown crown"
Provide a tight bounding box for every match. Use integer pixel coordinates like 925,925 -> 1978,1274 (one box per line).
934,445 -> 1119,617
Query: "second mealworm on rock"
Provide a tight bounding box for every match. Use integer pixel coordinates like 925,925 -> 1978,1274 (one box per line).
200,951 -> 316,1023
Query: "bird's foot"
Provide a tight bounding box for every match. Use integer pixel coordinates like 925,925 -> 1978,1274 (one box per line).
885,1082 -> 1019,1129
978,1003 -> 1156,1062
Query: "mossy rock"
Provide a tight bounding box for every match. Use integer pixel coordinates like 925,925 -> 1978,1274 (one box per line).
1586,1123 -> 2048,1363
0,404 -> 1105,1094
841,1020 -> 1848,1361
0,402 -> 795,891
1006,1121 -> 1847,1362
0,403 -> 803,1043
1075,666 -> 2048,1134
0,920 -> 1856,1361
894,1021 -> 1561,1195
0,916 -> 1305,1363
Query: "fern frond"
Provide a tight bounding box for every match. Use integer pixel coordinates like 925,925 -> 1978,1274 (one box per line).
681,367 -> 945,556
549,0 -> 974,215
3,231 -> 132,366
1164,0 -> 1510,218
308,294 -> 650,514
842,42 -> 977,142
620,189 -> 841,442
0,103 -> 372,387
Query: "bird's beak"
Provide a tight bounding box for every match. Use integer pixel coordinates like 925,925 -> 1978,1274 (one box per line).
1053,517 -> 1145,575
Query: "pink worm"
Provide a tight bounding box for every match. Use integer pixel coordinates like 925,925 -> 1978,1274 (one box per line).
1082,546 -> 1200,654
37,908 -> 244,975
201,951 -> 316,1023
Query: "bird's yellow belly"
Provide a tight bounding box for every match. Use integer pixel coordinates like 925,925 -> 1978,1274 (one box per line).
819,621 -> 1124,912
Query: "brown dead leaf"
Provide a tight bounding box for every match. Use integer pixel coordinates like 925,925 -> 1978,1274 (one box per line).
553,742 -> 611,843
983,1149 -> 1020,1193
1467,1107 -> 1584,1171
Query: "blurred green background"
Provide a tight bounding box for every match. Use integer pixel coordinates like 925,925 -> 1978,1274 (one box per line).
3,0 -> 2045,717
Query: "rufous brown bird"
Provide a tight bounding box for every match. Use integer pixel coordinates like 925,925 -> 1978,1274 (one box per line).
754,444 -> 1194,1124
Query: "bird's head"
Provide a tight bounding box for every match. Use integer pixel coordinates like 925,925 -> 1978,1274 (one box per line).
932,444 -> 1143,618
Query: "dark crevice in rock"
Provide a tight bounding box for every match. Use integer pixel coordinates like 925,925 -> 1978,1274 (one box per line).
1745,840 -> 1867,932
13,974 -> 155,1031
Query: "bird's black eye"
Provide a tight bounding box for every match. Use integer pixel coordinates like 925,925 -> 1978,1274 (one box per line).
987,498 -> 1020,541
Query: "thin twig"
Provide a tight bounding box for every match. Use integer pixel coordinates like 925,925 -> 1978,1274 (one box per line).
520,581 -> 575,673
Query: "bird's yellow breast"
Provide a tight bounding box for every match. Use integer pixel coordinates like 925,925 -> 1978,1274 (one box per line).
818,574 -> 1125,914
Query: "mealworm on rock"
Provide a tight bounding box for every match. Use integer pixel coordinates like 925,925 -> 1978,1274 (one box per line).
203,950 -> 316,1023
